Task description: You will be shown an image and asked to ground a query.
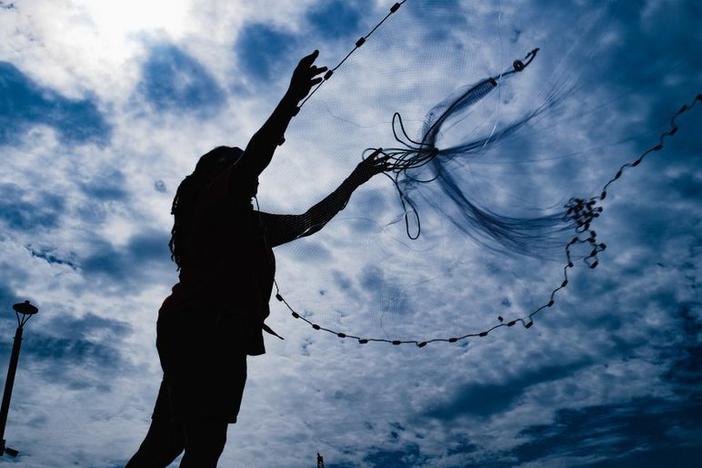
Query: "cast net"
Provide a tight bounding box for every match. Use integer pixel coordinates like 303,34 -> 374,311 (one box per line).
255,0 -> 701,347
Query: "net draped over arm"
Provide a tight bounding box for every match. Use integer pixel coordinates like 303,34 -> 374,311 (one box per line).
258,174 -> 363,248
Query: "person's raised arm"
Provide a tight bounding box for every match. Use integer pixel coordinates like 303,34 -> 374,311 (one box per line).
238,50 -> 327,179
259,150 -> 389,247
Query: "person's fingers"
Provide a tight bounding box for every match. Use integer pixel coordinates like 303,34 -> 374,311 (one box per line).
299,49 -> 319,67
310,77 -> 323,86
301,50 -> 318,64
378,154 -> 392,172
375,155 -> 389,165
310,65 -> 328,76
369,148 -> 384,158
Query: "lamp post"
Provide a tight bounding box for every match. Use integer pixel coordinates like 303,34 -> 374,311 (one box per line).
0,300 -> 38,457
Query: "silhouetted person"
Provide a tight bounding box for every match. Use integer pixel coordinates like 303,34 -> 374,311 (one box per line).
126,50 -> 388,467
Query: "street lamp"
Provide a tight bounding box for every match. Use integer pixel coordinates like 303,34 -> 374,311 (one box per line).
0,300 -> 38,457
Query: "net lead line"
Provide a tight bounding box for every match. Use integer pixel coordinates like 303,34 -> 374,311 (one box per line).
298,1 -> 407,109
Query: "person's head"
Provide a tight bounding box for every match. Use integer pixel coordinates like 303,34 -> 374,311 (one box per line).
193,146 -> 243,181
168,146 -> 244,269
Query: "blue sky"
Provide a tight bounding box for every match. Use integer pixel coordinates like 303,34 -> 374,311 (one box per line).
0,1 -> 701,467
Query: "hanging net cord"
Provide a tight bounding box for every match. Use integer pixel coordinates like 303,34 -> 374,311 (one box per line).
274,93 -> 701,347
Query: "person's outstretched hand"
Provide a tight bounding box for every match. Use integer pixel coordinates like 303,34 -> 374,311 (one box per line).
287,50 -> 327,102
351,148 -> 391,184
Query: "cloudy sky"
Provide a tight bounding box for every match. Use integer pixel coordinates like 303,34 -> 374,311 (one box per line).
0,0 -> 701,466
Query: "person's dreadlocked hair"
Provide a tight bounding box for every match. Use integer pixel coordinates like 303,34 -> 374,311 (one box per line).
169,146 -> 244,270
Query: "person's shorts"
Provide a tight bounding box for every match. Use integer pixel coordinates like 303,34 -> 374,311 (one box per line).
152,307 -> 248,424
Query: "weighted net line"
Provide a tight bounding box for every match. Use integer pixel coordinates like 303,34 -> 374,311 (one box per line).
272,93 -> 701,347
297,1 -> 407,110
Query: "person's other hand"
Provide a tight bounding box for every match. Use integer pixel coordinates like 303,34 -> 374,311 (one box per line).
351,148 -> 391,184
288,50 -> 327,102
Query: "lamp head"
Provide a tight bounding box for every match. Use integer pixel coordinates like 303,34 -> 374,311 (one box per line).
12,301 -> 38,316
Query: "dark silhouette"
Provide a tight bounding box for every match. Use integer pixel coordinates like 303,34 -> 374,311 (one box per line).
0,300 -> 38,458
126,50 -> 388,467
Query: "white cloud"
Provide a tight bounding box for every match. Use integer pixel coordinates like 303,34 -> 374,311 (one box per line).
0,0 -> 700,466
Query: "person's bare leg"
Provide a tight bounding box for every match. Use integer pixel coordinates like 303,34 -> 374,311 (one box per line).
179,419 -> 228,468
126,417 -> 185,468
